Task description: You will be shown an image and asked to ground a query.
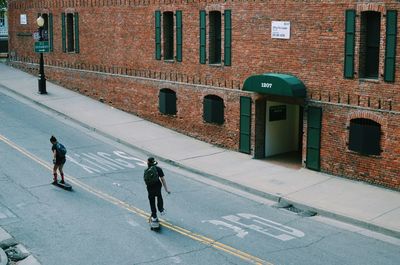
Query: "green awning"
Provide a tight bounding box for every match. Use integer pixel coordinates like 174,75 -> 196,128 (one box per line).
243,73 -> 306,98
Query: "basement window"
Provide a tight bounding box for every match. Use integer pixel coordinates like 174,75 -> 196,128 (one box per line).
349,118 -> 381,155
203,95 -> 224,125
159,89 -> 177,115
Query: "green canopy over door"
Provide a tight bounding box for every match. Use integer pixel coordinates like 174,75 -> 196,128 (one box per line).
242,73 -> 306,98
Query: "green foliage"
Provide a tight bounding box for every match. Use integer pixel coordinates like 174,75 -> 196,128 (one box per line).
0,0 -> 6,9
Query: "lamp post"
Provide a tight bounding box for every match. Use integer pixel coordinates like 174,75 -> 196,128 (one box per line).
37,16 -> 47,94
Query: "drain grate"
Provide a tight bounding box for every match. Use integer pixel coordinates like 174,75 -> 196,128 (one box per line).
285,205 -> 303,214
274,201 -> 317,217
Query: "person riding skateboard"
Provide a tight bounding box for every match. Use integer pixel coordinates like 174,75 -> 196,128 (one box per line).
50,135 -> 67,184
144,157 -> 170,223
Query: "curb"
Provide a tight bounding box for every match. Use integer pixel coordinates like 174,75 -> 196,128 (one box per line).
1,81 -> 399,240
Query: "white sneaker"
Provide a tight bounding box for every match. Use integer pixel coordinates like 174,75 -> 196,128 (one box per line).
151,217 -> 158,222
160,209 -> 166,216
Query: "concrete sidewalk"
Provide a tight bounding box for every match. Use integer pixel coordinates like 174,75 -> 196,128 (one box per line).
1,63 -> 399,238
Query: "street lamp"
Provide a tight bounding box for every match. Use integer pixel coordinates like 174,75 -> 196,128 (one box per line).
37,16 -> 47,94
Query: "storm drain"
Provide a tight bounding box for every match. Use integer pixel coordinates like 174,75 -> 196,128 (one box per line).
284,205 -> 303,214
274,201 -> 317,217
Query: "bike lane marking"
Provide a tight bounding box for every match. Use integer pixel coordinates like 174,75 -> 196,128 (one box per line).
0,134 -> 271,265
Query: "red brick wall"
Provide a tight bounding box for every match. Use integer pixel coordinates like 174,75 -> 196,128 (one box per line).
317,103 -> 400,189
7,0 -> 400,189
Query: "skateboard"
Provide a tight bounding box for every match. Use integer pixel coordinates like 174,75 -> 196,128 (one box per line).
52,181 -> 72,191
149,217 -> 160,231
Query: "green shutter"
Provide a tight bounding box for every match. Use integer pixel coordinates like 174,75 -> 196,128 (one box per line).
306,107 -> 322,171
49,13 -> 53,52
74,13 -> 80,53
159,90 -> 167,114
239,97 -> 252,154
159,90 -> 177,115
200,10 -> 206,64
176,11 -> 182,62
384,10 -> 397,82
155,11 -> 161,60
213,99 -> 224,124
344,10 -> 356,78
203,97 -> 212,122
61,13 -> 66,53
224,10 -> 232,66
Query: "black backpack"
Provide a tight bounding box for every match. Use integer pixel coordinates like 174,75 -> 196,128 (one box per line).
144,166 -> 159,185
56,143 -> 67,157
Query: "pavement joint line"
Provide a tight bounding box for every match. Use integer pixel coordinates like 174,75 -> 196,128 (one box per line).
1,80 -> 399,239
370,206 -> 400,221
0,133 -> 271,265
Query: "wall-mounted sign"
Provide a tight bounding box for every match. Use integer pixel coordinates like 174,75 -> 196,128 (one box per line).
269,105 -> 287,121
20,14 -> 27,25
271,21 -> 290,39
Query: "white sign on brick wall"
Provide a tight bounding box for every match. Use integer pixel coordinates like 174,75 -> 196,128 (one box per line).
20,14 -> 27,25
271,21 -> 290,39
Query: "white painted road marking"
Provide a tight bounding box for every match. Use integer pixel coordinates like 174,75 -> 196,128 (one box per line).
203,220 -> 249,238
66,151 -> 147,174
0,134 -> 272,264
205,213 -> 305,241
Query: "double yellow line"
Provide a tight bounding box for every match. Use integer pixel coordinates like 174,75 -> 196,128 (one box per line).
0,134 -> 272,265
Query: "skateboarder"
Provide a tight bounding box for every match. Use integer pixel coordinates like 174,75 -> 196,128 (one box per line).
50,135 -> 67,184
144,157 -> 170,223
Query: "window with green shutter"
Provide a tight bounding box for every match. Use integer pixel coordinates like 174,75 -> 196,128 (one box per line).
349,118 -> 381,155
359,11 -> 381,79
384,10 -> 397,82
159,89 -> 177,115
209,11 -> 221,64
199,10 -> 206,64
163,12 -> 174,60
224,10 -> 231,66
155,11 -> 161,60
66,13 -> 75,52
176,11 -> 182,62
203,95 -> 224,125
344,9 -> 356,78
39,13 -> 53,51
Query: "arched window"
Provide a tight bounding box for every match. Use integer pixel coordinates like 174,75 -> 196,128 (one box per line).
159,89 -> 177,115
349,118 -> 381,155
203,95 -> 224,124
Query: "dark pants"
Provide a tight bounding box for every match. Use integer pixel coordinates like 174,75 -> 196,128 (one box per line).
147,184 -> 164,218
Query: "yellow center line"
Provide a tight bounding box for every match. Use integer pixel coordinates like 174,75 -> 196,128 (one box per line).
0,134 -> 272,265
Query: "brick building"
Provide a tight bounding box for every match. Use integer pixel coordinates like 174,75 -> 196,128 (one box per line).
0,6 -> 8,57
6,0 -> 400,190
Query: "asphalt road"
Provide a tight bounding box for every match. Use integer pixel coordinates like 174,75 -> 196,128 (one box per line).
0,90 -> 399,265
